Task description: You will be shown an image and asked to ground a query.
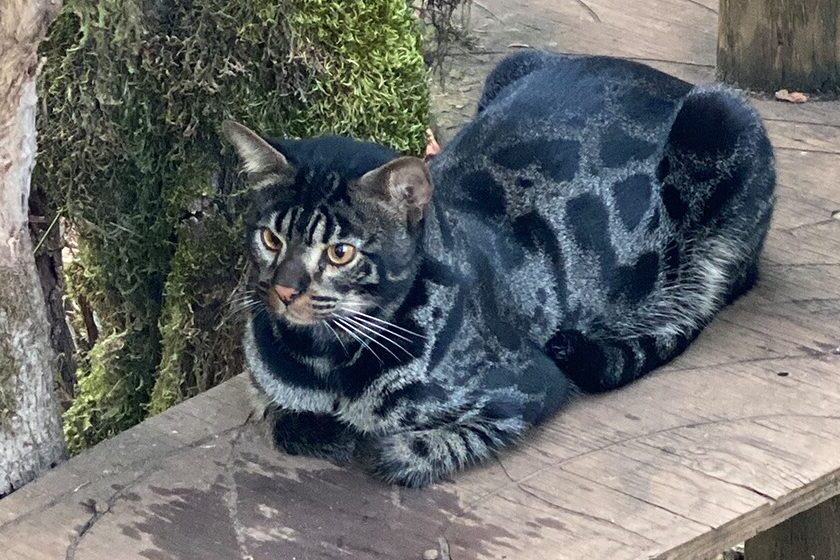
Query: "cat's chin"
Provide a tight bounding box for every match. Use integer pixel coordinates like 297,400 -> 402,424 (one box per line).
263,300 -> 322,327
278,309 -> 327,329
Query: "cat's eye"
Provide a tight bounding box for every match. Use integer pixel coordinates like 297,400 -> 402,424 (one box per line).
261,228 -> 283,252
326,243 -> 357,266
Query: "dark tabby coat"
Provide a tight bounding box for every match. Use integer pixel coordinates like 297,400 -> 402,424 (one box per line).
224,51 -> 775,487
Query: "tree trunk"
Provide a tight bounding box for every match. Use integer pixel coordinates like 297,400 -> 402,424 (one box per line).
0,0 -> 66,496
717,0 -> 840,94
29,184 -> 78,409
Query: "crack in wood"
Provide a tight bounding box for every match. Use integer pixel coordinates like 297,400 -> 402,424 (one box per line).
779,218 -> 839,233
572,0 -> 602,23
63,470 -> 149,560
438,536 -> 453,560
636,440 -> 778,502
64,500 -> 101,560
472,0 -> 501,22
221,423 -> 252,560
765,297 -> 840,306
763,117 -> 840,130
774,145 -> 840,156
715,316 -> 813,350
518,483 -> 659,545
764,262 -> 840,268
666,352 -> 834,373
0,421 -> 251,534
462,413 -> 840,517
680,0 -> 718,14
445,49 -> 715,70
558,466 -> 717,530
493,454 -> 515,483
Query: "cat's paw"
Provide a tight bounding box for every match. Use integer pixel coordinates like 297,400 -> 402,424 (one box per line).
545,329 -> 590,364
274,434 -> 357,464
545,329 -> 612,392
356,432 -> 447,488
269,410 -> 358,464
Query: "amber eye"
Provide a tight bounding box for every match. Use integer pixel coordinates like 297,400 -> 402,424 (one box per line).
261,228 -> 283,252
326,243 -> 357,266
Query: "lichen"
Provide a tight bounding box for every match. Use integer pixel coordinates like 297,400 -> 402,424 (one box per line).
0,332 -> 19,429
37,0 -> 431,452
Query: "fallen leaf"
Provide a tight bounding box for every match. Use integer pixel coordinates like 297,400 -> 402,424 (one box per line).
425,128 -> 441,161
775,89 -> 809,103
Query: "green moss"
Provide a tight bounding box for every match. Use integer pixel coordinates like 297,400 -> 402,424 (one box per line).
148,208 -> 246,414
288,0 -> 429,152
38,0 -> 431,452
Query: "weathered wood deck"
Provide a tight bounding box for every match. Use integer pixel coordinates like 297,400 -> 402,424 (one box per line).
2,0 -> 839,558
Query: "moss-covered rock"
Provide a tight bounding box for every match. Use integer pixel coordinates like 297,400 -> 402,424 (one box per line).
38,0 -> 430,452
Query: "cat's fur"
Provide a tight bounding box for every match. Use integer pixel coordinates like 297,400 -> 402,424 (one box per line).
225,51 -> 775,487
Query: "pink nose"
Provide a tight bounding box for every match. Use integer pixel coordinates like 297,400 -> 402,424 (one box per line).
274,285 -> 300,303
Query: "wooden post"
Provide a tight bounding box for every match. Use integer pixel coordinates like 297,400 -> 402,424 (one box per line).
717,0 -> 840,93
745,494 -> 840,560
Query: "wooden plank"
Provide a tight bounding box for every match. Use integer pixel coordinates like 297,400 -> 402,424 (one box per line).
0,347 -> 839,560
766,119 -> 840,155
754,99 -> 840,128
474,0 -> 717,66
744,494 -> 840,560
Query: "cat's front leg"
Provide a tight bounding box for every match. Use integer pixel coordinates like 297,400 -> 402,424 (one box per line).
359,346 -> 572,487
358,421 -> 521,488
267,407 -> 359,463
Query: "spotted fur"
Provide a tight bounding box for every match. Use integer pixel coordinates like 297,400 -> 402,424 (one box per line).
227,51 -> 775,487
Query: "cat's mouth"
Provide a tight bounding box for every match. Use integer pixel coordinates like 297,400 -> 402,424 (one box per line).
264,289 -> 335,326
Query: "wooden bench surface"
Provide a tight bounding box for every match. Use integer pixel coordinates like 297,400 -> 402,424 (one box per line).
2,0 -> 839,558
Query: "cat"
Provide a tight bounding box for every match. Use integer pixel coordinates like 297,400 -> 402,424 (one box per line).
223,50 -> 775,488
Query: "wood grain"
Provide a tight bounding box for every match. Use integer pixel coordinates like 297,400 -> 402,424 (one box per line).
718,0 -> 840,93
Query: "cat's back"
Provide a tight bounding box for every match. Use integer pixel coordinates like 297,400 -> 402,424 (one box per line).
481,52 -> 692,119
431,52 -> 692,204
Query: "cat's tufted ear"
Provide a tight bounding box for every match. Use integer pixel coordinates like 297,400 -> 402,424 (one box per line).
356,156 -> 433,226
221,120 -> 292,187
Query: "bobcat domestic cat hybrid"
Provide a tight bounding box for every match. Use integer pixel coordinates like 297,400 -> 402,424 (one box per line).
224,50 -> 775,488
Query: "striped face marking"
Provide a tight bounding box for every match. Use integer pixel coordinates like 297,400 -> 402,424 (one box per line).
251,205 -> 379,326
226,124 -> 431,338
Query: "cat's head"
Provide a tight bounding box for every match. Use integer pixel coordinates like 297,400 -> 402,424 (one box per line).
223,121 -> 432,333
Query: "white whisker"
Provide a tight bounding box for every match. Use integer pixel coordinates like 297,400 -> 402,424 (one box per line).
335,317 -> 403,362
218,299 -> 262,326
324,320 -> 349,356
341,313 -> 413,343
338,317 -> 405,362
340,315 -> 415,360
339,308 -> 427,339
333,318 -> 383,364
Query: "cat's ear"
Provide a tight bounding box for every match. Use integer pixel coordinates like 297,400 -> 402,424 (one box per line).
221,120 -> 292,187
356,156 -> 433,226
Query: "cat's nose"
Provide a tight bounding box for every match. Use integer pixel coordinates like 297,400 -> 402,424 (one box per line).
274,285 -> 300,303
